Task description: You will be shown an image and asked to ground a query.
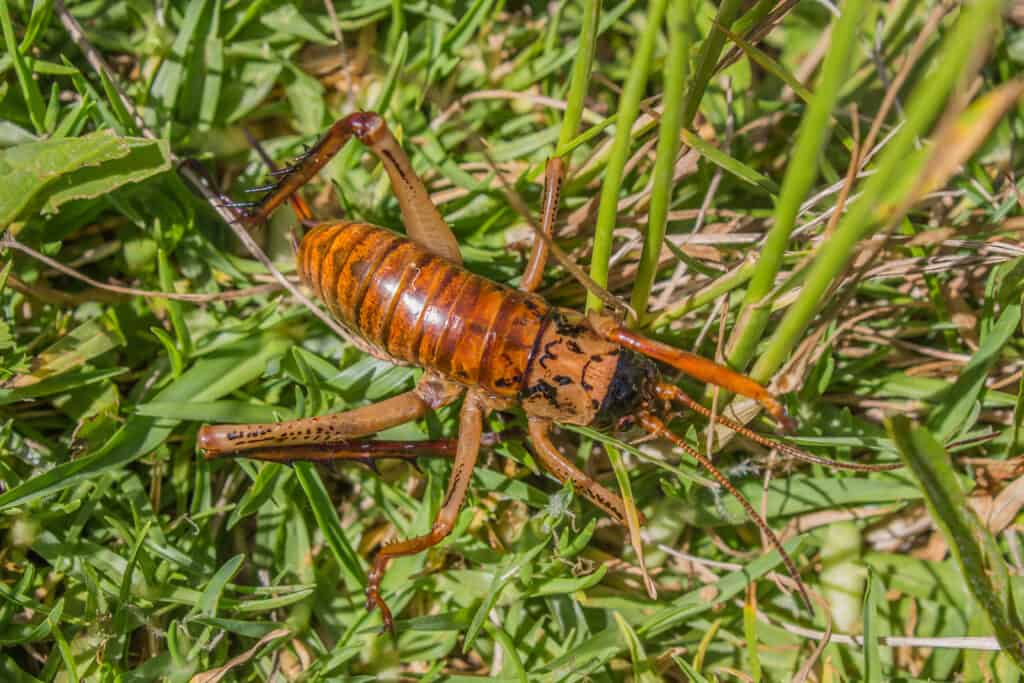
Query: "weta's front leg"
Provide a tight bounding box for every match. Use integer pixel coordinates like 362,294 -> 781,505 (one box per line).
365,390 -> 487,632
527,418 -> 641,526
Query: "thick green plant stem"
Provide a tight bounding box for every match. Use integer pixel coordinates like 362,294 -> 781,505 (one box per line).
749,0 -> 1002,384
630,0 -> 693,323
723,0 -> 866,373
586,0 -> 668,313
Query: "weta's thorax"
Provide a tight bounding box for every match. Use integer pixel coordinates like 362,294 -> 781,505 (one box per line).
518,309 -> 657,426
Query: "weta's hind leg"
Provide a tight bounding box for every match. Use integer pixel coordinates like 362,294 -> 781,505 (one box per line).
206,437 -> 460,466
527,418 -> 643,526
198,385 -> 455,457
244,112 -> 462,264
365,390 -> 488,632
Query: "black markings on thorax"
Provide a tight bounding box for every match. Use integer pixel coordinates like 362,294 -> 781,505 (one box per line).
495,373 -> 522,389
538,340 -> 559,369
521,380 -> 559,408
552,312 -> 588,337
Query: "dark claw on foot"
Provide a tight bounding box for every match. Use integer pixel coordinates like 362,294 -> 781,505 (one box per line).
365,588 -> 394,634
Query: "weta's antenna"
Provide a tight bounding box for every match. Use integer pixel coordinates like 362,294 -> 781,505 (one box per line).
655,383 -> 902,472
639,411 -> 813,614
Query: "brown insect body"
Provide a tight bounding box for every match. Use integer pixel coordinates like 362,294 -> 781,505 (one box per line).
200,112 -> 899,631
299,221 -> 656,427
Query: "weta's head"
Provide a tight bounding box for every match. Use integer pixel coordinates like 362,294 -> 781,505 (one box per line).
594,349 -> 658,429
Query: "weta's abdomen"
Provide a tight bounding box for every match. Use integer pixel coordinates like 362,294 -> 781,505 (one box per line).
298,222 -> 547,397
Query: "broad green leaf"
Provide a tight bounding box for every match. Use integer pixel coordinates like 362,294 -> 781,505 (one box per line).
0,130 -> 170,226
41,137 -> 171,213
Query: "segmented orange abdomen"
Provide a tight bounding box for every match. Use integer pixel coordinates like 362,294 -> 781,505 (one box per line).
298,222 -> 548,397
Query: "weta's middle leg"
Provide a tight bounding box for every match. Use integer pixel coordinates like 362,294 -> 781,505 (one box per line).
365,390 -> 488,632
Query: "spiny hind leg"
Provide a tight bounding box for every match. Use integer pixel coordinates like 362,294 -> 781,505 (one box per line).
198,378 -> 461,457
527,418 -> 642,526
209,431 -> 513,468
244,112 -> 462,264
203,437 -> 460,467
365,390 -> 487,632
520,157 -> 566,293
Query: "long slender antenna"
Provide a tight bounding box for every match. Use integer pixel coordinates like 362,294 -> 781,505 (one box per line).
638,412 -> 813,614
655,383 -> 902,472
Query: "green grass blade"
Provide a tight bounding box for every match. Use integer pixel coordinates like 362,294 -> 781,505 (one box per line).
725,0 -> 866,374
0,333 -> 292,512
556,0 -> 599,151
0,0 -> 46,134
293,462 -> 367,590
631,0 -> 693,322
742,597 -> 762,682
717,23 -> 813,104
887,416 -> 1024,669
538,536 -> 807,676
198,554 -> 244,617
648,254 -> 757,328
681,0 -> 742,125
862,568 -> 883,682
613,612 -> 660,683
586,0 -> 668,312
928,294 -> 1021,441
680,129 -> 779,195
751,0 -> 1003,384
